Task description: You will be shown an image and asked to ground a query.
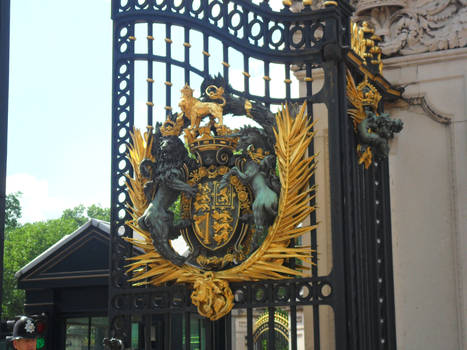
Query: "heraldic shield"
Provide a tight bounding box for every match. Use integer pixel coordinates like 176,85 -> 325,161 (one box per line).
124,76 -> 318,321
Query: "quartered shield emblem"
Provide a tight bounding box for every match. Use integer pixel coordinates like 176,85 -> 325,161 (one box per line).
181,154 -> 254,270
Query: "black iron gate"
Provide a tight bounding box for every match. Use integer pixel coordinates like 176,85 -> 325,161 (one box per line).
109,1 -> 397,349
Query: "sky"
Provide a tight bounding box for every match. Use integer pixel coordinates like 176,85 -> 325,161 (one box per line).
7,0 -> 113,223
6,0 -> 295,224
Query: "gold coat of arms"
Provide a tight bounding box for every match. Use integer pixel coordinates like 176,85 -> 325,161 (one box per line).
124,77 -> 317,321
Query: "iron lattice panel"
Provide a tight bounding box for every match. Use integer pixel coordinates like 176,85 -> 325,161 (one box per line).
109,0 -> 396,349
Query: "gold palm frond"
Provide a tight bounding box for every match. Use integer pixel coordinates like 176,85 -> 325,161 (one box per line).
346,70 -> 365,127
124,128 -> 155,249
125,103 -> 317,287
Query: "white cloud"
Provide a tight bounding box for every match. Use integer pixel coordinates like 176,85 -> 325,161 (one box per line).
6,173 -> 99,224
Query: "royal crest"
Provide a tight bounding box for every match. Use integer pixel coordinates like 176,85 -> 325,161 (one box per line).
124,77 -> 318,320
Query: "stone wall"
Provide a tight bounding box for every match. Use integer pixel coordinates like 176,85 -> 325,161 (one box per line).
383,47 -> 466,350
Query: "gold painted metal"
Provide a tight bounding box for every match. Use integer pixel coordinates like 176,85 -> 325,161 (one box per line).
165,37 -> 173,44
147,35 -> 154,40
357,145 -> 372,169
351,22 -> 383,73
164,81 -> 173,86
202,50 -> 211,57
222,61 -> 230,67
146,102 -> 154,107
191,272 -> 234,321
323,1 -> 338,6
160,114 -> 185,137
184,168 -> 248,251
179,84 -> 226,144
196,254 -> 235,269
284,79 -> 292,84
244,100 -> 253,118
146,78 -> 154,83
254,310 -> 290,342
124,96 -> 317,321
164,106 -> 172,110
304,77 -> 313,82
247,145 -> 270,163
346,51 -> 400,96
282,0 -> 292,6
242,71 -> 251,78
346,70 -> 383,169
183,42 -> 191,48
302,0 -> 313,5
129,36 -> 136,41
263,75 -> 271,81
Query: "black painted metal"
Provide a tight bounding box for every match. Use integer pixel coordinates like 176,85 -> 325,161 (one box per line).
109,0 -> 397,349
0,0 -> 10,320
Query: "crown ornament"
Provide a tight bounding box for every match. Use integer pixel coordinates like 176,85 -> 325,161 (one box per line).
357,77 -> 381,111
160,114 -> 185,136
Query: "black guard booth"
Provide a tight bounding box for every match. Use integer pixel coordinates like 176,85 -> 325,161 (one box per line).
16,220 -> 110,350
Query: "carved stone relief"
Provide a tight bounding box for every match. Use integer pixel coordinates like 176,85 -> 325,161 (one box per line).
352,0 -> 467,56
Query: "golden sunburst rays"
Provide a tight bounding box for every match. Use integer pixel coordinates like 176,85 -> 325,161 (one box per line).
216,101 -> 318,282
124,102 -> 318,289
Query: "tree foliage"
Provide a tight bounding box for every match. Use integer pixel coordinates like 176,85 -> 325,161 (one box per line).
5,192 -> 22,231
2,195 -> 110,318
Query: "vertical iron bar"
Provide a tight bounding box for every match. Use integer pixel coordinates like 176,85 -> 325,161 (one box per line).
147,22 -> 153,126
243,54 -> 249,95
164,313 -> 171,350
285,64 -> 291,100
184,27 -> 190,85
268,307 -> 276,350
88,317 -> 91,350
223,44 -> 229,83
144,316 -> 151,350
0,0 -> 10,319
368,163 -> 378,349
323,56 -> 350,350
247,307 -> 253,350
380,160 -> 397,349
225,314 -> 232,350
338,54 -> 358,350
165,24 -> 171,117
109,17 -> 135,347
184,312 -> 191,350
203,32 -> 209,77
306,61 -> 320,350
264,61 -> 270,109
357,144 -> 369,349
290,304 -> 297,350
205,318 -> 212,350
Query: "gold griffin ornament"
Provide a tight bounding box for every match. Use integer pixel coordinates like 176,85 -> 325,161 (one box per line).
124,96 -> 317,321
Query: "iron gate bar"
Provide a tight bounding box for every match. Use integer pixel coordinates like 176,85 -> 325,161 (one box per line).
246,304 -> 252,349
0,0 -> 10,320
268,306 -> 275,350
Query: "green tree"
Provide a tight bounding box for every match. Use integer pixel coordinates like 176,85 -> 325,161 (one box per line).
60,204 -> 87,226
2,199 -> 110,318
86,204 -> 110,222
5,192 -> 22,231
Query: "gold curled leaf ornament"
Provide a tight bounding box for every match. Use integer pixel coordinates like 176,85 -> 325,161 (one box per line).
123,100 -> 317,321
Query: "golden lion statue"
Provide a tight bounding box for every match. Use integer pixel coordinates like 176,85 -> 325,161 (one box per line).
179,84 -> 226,130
